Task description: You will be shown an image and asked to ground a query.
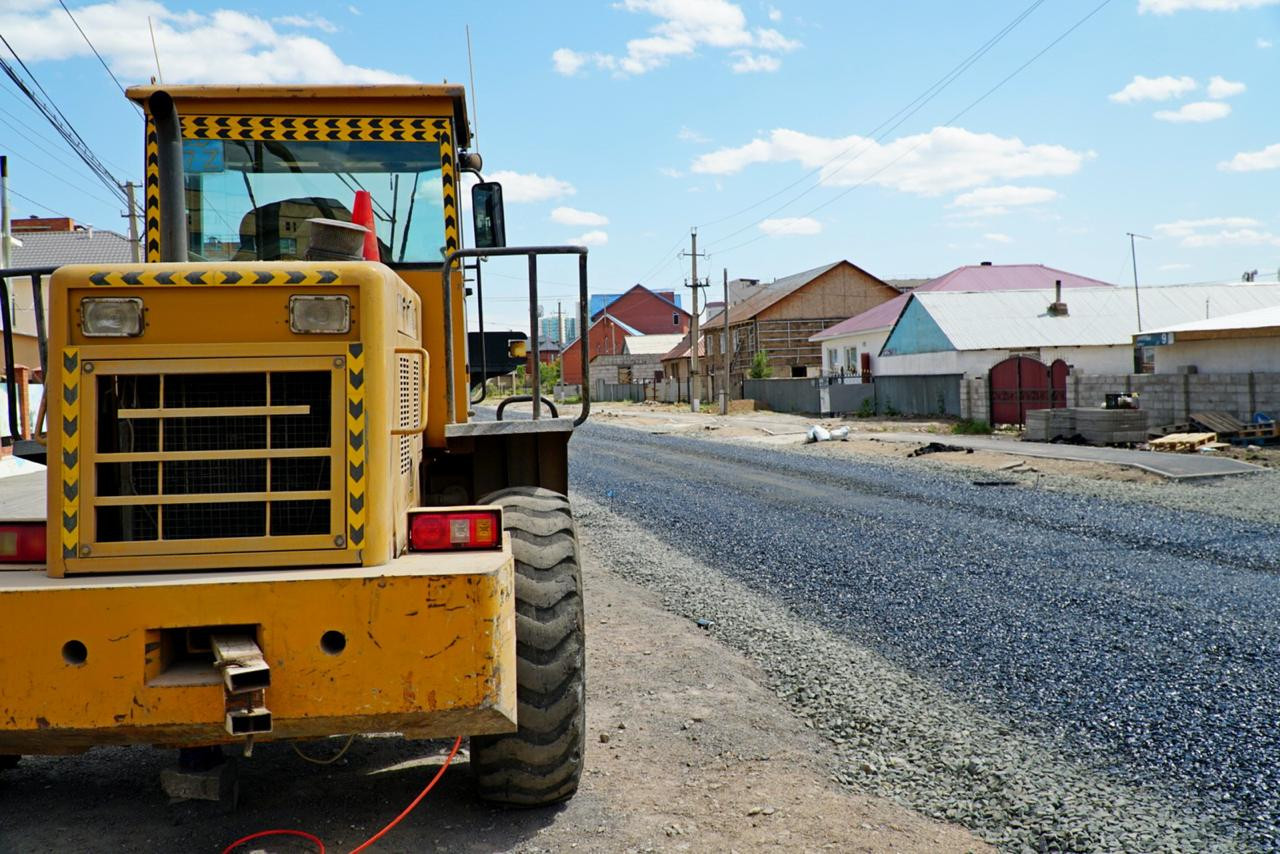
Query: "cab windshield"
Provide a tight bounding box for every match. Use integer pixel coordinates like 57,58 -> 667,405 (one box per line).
181,137 -> 445,264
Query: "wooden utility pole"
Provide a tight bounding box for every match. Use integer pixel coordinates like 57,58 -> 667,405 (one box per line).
720,267 -> 730,415
124,181 -> 141,262
680,229 -> 707,412
1127,232 -> 1150,332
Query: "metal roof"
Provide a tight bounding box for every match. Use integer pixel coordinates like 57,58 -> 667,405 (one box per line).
812,263 -> 1117,341
703,261 -> 850,330
898,283 -> 1280,351
9,229 -> 135,267
622,333 -> 685,355
1145,303 -> 1280,335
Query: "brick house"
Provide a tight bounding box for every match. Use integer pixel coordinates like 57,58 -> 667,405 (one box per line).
561,314 -> 638,385
592,284 -> 690,335
702,260 -> 899,397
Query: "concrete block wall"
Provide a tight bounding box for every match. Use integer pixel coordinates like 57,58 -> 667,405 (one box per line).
960,378 -> 988,422
1067,372 -> 1280,427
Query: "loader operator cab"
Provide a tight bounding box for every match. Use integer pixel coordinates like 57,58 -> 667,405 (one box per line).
0,85 -> 589,812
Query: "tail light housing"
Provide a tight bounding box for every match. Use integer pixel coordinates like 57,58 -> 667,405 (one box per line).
0,522 -> 47,564
408,508 -> 502,552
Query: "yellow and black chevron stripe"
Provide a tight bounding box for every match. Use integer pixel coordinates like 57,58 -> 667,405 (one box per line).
438,120 -> 459,255
145,121 -> 160,262
86,269 -> 342,287
346,343 -> 367,550
60,348 -> 81,559
181,115 -> 448,142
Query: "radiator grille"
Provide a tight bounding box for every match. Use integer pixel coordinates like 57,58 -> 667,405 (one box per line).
86,357 -> 344,555
398,351 -> 419,475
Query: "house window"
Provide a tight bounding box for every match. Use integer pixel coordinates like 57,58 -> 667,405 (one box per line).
673,312 -> 680,326
844,347 -> 857,371
827,348 -> 839,372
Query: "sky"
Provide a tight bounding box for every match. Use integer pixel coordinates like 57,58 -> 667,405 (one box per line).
0,0 -> 1278,330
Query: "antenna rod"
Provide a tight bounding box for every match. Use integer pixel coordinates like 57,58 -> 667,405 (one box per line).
148,17 -> 163,82
465,25 -> 479,151
1126,232 -> 1150,333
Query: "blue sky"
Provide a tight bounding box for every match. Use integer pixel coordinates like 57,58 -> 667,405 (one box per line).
1,0 -> 1278,329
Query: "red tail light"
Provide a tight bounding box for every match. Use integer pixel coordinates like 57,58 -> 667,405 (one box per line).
408,509 -> 501,552
0,523 -> 47,563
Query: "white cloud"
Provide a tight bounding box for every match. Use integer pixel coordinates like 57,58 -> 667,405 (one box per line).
1154,101 -> 1231,122
659,166 -> 685,178
553,0 -> 799,76
678,126 -> 710,143
551,206 -> 609,226
983,232 -> 1013,244
552,48 -> 588,75
487,171 -> 576,203
569,230 -> 609,246
768,5 -> 782,21
759,216 -> 821,236
692,126 -> 1089,196
1154,216 -> 1280,247
1140,0 -> 1280,11
0,2 -> 409,84
1108,75 -> 1197,103
347,5 -> 361,15
1259,37 -> 1274,48
1207,75 -> 1246,98
1219,142 -> 1280,171
951,185 -> 1059,208
273,14 -> 337,33
730,51 -> 780,72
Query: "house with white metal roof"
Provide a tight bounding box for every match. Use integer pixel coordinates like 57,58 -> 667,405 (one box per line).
876,282 -> 1280,378
810,263 -> 1116,381
1138,303 -> 1280,374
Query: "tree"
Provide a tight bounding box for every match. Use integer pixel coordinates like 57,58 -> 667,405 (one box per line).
748,350 -> 772,379
539,360 -> 561,393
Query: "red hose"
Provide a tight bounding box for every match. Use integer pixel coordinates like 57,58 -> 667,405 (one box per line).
221,735 -> 464,854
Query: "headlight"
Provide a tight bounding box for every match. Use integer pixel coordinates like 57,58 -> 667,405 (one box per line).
80,297 -> 144,337
289,295 -> 350,334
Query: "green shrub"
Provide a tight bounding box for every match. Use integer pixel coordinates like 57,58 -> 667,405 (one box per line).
856,397 -> 875,418
952,418 -> 993,435
748,350 -> 772,379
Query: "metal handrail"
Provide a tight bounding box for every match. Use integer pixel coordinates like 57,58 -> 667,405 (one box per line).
1,265 -> 56,442
441,246 -> 589,427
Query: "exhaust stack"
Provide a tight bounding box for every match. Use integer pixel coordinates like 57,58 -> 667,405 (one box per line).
148,91 -> 188,262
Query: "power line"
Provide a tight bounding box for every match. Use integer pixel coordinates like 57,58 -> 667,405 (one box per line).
0,148 -> 122,208
0,32 -> 128,205
697,0 -> 1048,237
709,0 -> 1114,258
8,187 -> 70,218
58,0 -> 143,115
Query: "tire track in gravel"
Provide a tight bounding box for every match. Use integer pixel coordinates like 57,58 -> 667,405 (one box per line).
568,422 -> 1280,851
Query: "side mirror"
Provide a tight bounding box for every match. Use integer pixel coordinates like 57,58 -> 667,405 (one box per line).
471,182 -> 507,249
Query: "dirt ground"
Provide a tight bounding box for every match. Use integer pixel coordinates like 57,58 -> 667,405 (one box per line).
0,535 -> 988,854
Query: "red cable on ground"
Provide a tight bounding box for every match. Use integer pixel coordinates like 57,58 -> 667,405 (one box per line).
220,735 -> 464,854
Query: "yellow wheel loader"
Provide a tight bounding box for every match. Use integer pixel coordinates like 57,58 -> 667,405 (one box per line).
0,85 -> 589,807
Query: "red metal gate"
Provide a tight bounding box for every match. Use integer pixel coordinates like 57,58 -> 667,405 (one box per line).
988,356 -> 1068,425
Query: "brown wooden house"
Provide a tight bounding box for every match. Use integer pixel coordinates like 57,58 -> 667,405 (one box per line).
701,260 -> 899,397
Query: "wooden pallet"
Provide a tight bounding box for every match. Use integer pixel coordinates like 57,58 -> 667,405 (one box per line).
1189,411 -> 1244,436
1150,432 -> 1217,453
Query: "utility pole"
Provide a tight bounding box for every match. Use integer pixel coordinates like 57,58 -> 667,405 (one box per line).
679,228 -> 707,412
720,267 -> 730,415
1,156 -> 11,270
1127,232 -> 1150,332
123,181 -> 141,262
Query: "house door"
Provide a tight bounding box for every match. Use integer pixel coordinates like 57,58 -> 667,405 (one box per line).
988,356 -> 1068,425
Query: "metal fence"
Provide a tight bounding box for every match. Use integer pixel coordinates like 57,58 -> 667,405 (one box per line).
742,375 -> 960,417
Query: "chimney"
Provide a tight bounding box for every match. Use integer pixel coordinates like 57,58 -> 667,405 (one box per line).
1048,278 -> 1068,316
980,260 -> 992,266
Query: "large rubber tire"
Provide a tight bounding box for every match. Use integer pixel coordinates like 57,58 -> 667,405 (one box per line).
472,487 -> 585,807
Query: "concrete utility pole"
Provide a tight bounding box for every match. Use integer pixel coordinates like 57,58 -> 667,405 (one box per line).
680,228 -> 707,412
720,267 -> 730,415
1127,232 -> 1150,332
124,181 -> 141,262
1,156 -> 11,270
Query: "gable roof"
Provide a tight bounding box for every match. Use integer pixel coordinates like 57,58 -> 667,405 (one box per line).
590,284 -> 689,322
1145,303 -> 1280,336
880,282 -> 1280,354
704,260 -> 888,330
622,333 -> 685,355
812,263 -> 1117,341
661,330 -> 705,361
10,229 -> 135,267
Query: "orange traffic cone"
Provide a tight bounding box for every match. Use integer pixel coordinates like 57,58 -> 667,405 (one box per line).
351,190 -> 380,262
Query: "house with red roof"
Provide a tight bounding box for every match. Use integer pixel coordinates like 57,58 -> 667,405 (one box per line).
591,284 -> 690,335
810,262 -> 1115,381
560,313 -> 639,386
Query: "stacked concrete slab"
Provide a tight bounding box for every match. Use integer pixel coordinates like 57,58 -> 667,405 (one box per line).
1023,408 -> 1148,444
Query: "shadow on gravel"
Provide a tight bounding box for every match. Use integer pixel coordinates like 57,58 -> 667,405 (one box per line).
0,739 -> 566,853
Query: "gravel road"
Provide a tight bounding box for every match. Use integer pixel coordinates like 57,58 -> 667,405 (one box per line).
569,421 -> 1280,851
